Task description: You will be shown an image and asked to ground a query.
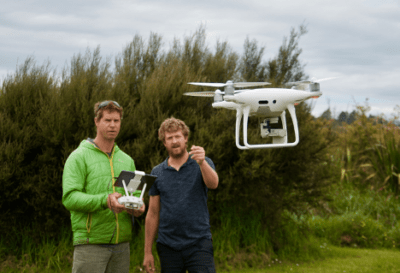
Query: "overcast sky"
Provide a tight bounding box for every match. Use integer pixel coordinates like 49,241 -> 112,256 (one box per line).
1,0 -> 399,119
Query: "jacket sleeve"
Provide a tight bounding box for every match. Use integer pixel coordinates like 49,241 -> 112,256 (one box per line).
62,151 -> 108,213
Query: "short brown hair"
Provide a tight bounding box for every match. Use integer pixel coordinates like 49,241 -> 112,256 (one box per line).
158,117 -> 190,142
94,101 -> 123,120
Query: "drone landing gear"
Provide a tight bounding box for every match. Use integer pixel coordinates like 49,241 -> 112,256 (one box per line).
235,104 -> 299,149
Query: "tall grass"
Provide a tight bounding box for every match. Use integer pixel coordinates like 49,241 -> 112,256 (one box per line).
128,221 -> 160,272
212,205 -> 273,271
365,124 -> 400,194
307,176 -> 400,247
0,206 -> 328,272
306,114 -> 400,250
0,224 -> 73,272
2,108 -> 399,272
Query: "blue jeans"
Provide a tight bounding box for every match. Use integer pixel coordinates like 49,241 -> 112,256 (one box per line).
156,238 -> 216,273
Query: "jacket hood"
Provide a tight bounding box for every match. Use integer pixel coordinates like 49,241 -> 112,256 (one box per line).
79,139 -> 120,154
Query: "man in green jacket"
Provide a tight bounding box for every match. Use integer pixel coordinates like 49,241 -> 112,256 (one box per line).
62,100 -> 145,273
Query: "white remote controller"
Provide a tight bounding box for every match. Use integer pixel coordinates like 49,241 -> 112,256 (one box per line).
117,171 -> 147,210
118,196 -> 144,210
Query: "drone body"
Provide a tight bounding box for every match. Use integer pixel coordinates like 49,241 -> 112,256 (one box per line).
184,79 -> 333,149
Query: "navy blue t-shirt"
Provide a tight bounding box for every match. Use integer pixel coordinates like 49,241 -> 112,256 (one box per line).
149,156 -> 215,251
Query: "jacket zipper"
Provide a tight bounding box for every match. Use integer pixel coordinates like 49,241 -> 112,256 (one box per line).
86,213 -> 92,234
92,143 -> 119,244
108,150 -> 119,244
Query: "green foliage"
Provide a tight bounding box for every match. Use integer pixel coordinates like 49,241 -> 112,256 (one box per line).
0,223 -> 73,272
0,25 -> 335,260
0,206 -> 324,272
307,154 -> 400,249
305,104 -> 400,250
219,247 -> 400,273
214,102 -> 335,246
239,24 -> 308,86
365,125 -> 400,194
212,205 -> 272,271
0,58 -> 62,241
239,37 -> 266,82
265,24 -> 308,86
113,32 -> 163,102
272,211 -> 325,262
325,101 -> 400,193
308,211 -> 400,249
204,40 -> 239,83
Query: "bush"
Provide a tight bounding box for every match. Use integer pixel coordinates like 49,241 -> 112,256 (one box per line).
0,26 -> 334,256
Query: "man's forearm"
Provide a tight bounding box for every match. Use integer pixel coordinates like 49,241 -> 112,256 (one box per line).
144,214 -> 159,254
63,191 -> 108,212
199,161 -> 219,189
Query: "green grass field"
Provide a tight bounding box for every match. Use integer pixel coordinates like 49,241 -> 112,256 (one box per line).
2,245 -> 399,272
221,247 -> 400,273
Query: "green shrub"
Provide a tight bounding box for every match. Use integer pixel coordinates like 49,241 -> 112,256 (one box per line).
308,179 -> 400,249
0,25 -> 334,258
308,213 -> 386,248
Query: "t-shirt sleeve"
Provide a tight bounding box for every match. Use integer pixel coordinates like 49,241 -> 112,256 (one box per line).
205,157 -> 215,170
148,167 -> 160,196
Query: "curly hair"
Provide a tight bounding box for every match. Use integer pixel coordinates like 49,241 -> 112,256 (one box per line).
158,117 -> 190,142
94,101 -> 123,120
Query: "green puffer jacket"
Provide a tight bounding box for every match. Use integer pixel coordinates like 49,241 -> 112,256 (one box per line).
62,140 -> 140,245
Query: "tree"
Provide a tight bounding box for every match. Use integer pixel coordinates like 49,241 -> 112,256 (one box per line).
0,58 -> 61,240
0,26 -> 335,254
338,111 -> 349,124
266,24 -> 308,86
320,108 -> 332,120
348,110 -> 357,124
203,40 -> 239,83
239,37 -> 266,82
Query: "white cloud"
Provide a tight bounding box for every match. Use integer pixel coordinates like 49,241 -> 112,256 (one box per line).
1,0 -> 399,119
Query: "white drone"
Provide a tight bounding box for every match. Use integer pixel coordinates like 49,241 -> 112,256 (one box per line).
184,78 -> 335,149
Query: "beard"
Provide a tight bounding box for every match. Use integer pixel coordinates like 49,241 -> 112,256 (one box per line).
167,142 -> 187,159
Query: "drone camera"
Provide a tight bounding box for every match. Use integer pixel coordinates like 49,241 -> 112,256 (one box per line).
260,117 -> 287,139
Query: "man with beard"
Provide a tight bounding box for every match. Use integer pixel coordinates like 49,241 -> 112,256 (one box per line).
143,117 -> 219,273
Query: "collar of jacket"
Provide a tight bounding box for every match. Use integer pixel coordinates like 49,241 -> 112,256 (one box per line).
79,139 -> 120,155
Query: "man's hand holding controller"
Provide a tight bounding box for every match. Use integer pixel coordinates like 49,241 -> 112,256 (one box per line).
107,192 -> 145,216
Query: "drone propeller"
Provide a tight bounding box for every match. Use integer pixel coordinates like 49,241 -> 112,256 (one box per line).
313,77 -> 337,83
286,77 -> 337,93
286,77 -> 337,85
183,91 -> 218,97
188,81 -> 271,88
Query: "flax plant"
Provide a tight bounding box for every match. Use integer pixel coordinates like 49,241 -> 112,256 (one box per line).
363,123 -> 400,194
